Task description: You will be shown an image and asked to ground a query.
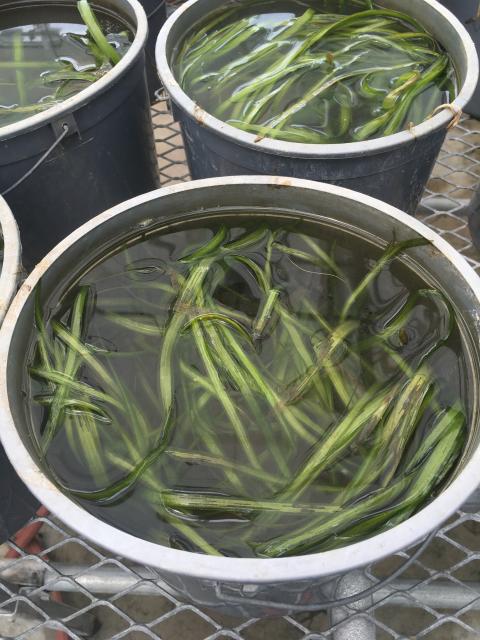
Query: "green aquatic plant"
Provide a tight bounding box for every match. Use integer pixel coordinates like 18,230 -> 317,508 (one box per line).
0,0 -> 130,126
27,217 -> 467,557
173,0 -> 456,144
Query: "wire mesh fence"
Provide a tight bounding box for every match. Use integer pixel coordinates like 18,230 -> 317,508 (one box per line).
1,96 -> 480,640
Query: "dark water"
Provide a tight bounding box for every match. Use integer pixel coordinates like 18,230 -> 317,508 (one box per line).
25,210 -> 471,557
0,4 -> 131,126
173,0 -> 457,143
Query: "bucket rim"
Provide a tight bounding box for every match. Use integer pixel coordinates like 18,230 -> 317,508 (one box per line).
155,0 -> 479,158
0,0 -> 148,142
1,176 -> 480,584
0,196 -> 21,326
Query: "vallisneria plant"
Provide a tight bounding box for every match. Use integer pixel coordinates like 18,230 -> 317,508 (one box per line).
28,217 -> 467,557
0,0 -> 130,126
174,0 -> 456,143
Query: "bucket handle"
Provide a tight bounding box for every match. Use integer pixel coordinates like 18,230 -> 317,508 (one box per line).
1,123 -> 70,197
214,529 -> 436,612
147,2 -> 165,19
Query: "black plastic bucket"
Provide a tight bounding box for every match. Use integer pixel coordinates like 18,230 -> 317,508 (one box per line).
139,0 -> 167,101
156,0 -> 478,215
437,0 -> 480,118
0,0 -> 159,271
2,177 -> 480,614
0,446 -> 39,541
0,196 -> 38,541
